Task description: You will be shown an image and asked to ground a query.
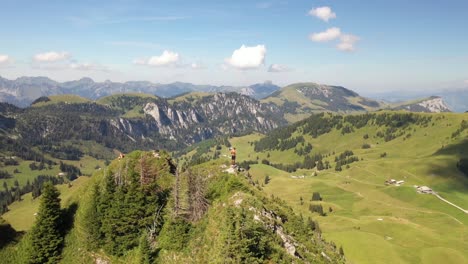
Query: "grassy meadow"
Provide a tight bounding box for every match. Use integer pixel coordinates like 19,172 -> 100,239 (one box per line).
230,112 -> 468,264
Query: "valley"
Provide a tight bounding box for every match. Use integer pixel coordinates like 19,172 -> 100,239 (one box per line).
1,90 -> 467,264
187,111 -> 468,263
3,1 -> 468,263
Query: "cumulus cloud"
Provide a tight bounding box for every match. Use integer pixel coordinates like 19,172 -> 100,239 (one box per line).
309,6 -> 336,22
0,54 -> 12,65
309,27 -> 341,42
309,28 -> 360,52
268,64 -> 291,73
225,45 -> 266,70
33,51 -> 70,62
336,34 -> 360,52
134,50 -> 180,67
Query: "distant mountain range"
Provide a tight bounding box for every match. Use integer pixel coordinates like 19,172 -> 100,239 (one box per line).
0,76 -> 279,107
0,75 -> 464,113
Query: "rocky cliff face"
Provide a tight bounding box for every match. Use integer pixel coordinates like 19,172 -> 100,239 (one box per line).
393,96 -> 452,113
141,93 -> 284,144
1,93 -> 285,151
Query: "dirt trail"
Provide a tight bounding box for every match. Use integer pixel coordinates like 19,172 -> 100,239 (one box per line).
433,194 -> 468,214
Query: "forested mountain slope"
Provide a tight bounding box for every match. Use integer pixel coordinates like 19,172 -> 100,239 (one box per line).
0,151 -> 346,263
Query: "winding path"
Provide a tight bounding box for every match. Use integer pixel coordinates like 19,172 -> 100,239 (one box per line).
433,193 -> 468,214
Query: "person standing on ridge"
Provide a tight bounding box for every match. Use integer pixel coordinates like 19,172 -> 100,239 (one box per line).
230,147 -> 237,167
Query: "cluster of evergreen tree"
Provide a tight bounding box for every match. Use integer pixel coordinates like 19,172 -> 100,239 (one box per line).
0,135 -> 61,167
0,170 -> 12,179
302,154 -> 325,170
82,151 -> 174,256
39,144 -> 84,160
275,136 -> 305,151
264,153 -> 330,173
372,112 -> 432,128
294,142 -> 313,156
334,150 -> 359,171
0,135 -> 45,162
343,113 -> 374,129
237,160 -> 259,171
300,113 -> 342,138
309,204 -> 325,216
457,158 -> 468,177
1,157 -> 18,166
362,143 -> 371,149
451,120 -> 468,138
28,159 -> 54,171
254,112 -> 433,154
59,161 -> 81,181
340,125 -> 354,135
0,175 -> 64,214
311,192 -> 322,201
254,125 -> 297,152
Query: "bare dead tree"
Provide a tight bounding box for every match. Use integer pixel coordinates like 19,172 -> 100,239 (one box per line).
147,204 -> 165,242
116,160 -> 123,186
187,169 -> 209,222
173,168 -> 181,217
139,152 -> 159,187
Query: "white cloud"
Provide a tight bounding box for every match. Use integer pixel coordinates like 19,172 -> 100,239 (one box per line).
268,64 -> 291,73
309,28 -> 360,52
309,6 -> 336,22
464,80 -> 468,86
337,34 -> 360,52
34,51 -> 70,62
0,54 -> 12,65
225,45 -> 266,70
134,50 -> 180,67
309,27 -> 341,42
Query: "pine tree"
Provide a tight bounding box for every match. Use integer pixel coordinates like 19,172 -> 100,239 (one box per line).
138,232 -> 152,264
82,183 -> 102,249
28,182 -> 63,264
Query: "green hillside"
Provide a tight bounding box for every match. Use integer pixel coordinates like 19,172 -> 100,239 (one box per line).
31,95 -> 91,107
1,109 -> 467,263
96,93 -> 159,104
221,111 -> 468,264
168,91 -> 213,105
0,151 -> 345,263
96,93 -> 160,118
262,83 -> 385,122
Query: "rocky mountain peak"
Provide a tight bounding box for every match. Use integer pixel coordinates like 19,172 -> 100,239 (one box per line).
417,96 -> 451,113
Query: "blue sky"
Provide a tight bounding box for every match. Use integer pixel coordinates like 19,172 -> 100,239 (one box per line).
0,0 -> 467,92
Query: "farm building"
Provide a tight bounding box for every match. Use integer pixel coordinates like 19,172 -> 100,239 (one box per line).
416,186 -> 433,194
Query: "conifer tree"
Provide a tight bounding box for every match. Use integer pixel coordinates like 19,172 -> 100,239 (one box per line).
28,182 -> 63,264
138,232 -> 152,264
82,183 -> 102,249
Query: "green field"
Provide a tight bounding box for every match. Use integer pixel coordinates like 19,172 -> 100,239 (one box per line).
31,95 -> 91,107
230,112 -> 468,264
2,176 -> 90,231
1,111 -> 467,263
95,93 -> 158,105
